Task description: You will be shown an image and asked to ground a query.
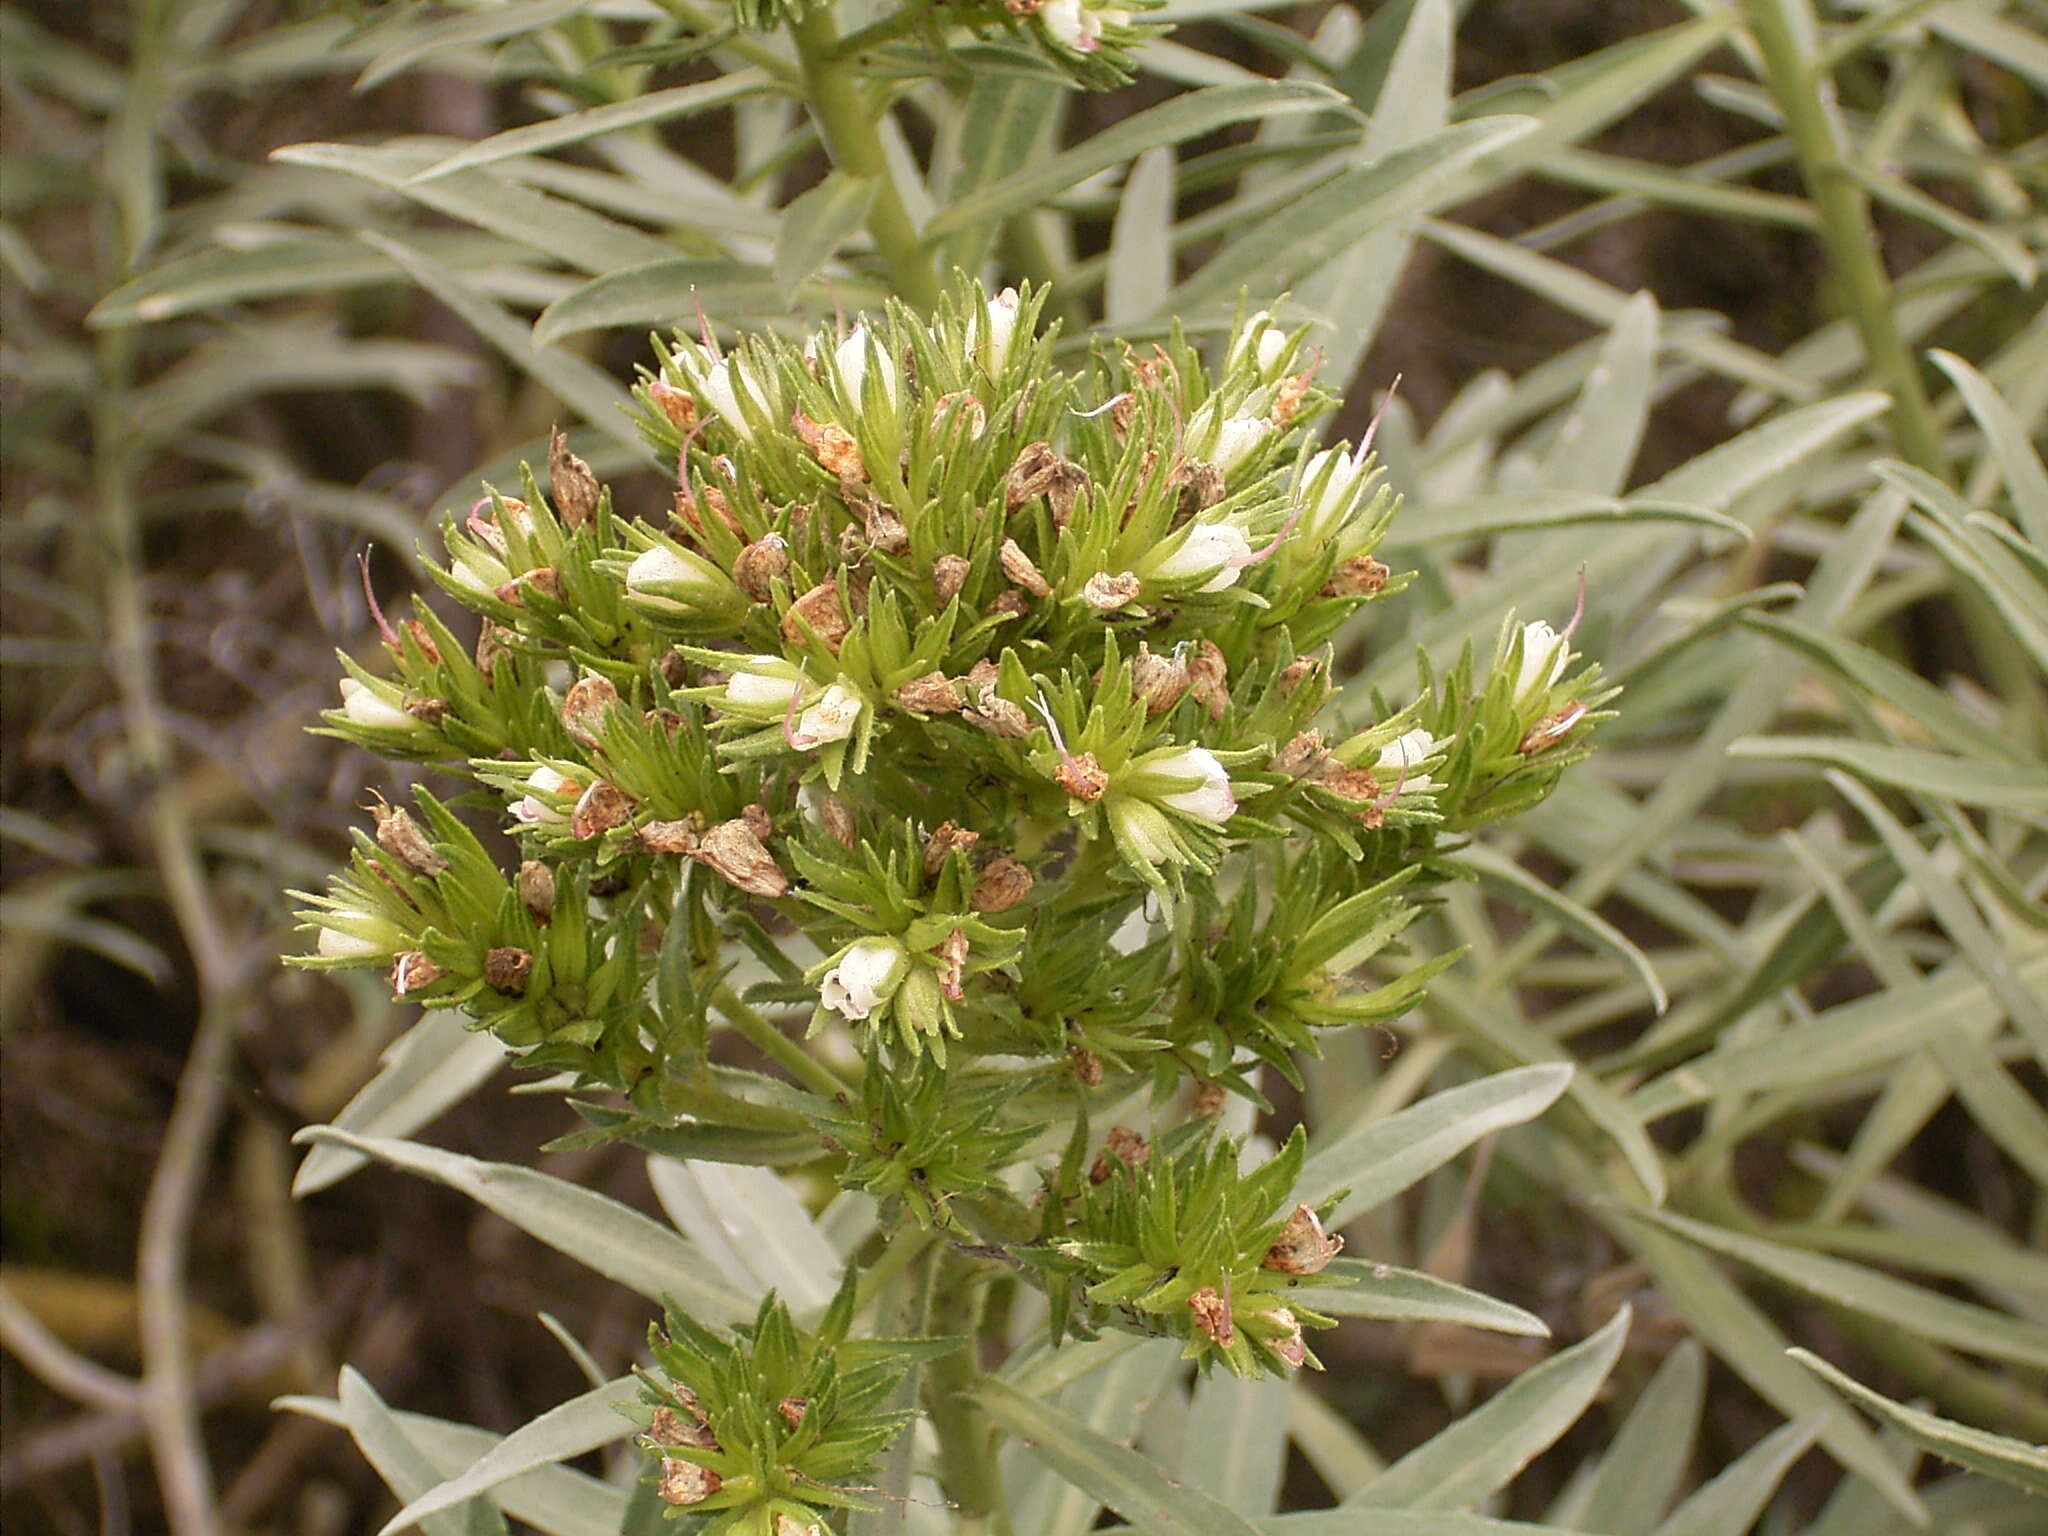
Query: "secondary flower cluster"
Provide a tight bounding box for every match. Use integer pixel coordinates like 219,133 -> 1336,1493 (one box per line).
296,281 -> 1605,1420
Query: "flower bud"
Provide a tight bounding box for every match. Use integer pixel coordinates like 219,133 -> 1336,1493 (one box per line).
722,655 -> 801,711
1070,1044 -> 1105,1085
733,535 -> 790,602
484,946 -> 534,997
627,543 -> 735,620
776,1397 -> 809,1431
933,928 -> 970,1001
1512,620 -> 1571,703
405,696 -> 450,726
970,856 -> 1034,913
820,939 -> 908,1021
681,346 -> 765,441
1264,1204 -> 1344,1274
1518,702 -> 1587,756
1269,1308 -> 1308,1369
821,795 -> 857,851
511,766 -> 579,826
1144,520 -> 1253,594
548,428 -> 601,530
969,287 -> 1021,375
372,800 -> 449,878
824,325 -> 899,414
338,677 -> 423,733
647,1402 -> 716,1450
560,674 -> 620,750
1323,555 -> 1389,598
517,859 -> 556,922
1137,745 -> 1236,824
692,818 -> 789,898
1227,309 -> 1289,380
1374,727 -> 1443,794
316,918 -> 401,961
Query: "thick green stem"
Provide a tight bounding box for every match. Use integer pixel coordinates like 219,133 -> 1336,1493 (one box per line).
1744,0 -> 1946,478
788,3 -> 941,308
923,1249 -> 1012,1533
713,985 -> 849,1097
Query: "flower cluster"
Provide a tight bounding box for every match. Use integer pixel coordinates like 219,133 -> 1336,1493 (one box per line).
295,279 -> 1605,1409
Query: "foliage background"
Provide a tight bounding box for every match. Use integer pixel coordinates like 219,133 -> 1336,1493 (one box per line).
2,0 -> 2043,1532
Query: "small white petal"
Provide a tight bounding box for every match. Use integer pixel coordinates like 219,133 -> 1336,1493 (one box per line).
1148,746 -> 1237,824
339,678 -> 421,732
317,925 -> 387,960
1513,621 -> 1571,703
725,659 -> 800,709
821,939 -> 906,1020
790,684 -> 863,749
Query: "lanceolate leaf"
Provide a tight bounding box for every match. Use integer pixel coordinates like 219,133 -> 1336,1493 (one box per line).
1789,1349 -> 2048,1494
1314,1261 -> 1549,1336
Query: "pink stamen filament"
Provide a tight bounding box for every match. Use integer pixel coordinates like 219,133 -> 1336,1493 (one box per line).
358,548 -> 400,650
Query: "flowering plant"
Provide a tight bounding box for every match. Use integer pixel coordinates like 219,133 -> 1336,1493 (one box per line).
294,281 -> 1606,1523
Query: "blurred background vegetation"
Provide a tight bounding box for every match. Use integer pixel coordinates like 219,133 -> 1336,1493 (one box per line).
2,1 -> 2042,1533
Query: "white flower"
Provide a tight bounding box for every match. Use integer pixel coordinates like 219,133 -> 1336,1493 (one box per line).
972,287 -> 1021,375
678,346 -> 764,440
1375,727 -> 1443,794
627,544 -> 724,615
316,924 -> 389,960
1228,311 -> 1286,379
820,939 -> 907,1021
828,325 -> 899,412
1297,443 -> 1374,544
1513,621 -> 1571,703
338,678 -> 421,732
1145,746 -> 1237,824
724,657 -> 800,709
511,765 -> 576,826
1208,413 -> 1272,473
448,551 -> 507,596
790,683 -> 863,750
1041,0 -> 1122,50
1151,520 -> 1254,593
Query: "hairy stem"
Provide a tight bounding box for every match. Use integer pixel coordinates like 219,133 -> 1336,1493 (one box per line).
1743,0 -> 1946,478
923,1249 -> 1013,1533
789,2 -> 941,308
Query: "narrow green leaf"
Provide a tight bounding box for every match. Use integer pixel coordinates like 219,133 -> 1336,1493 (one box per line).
1632,954 -> 2045,1120
1539,289 -> 1657,496
1576,1339 -> 1706,1536
293,1127 -> 752,1321
356,0 -> 587,90
1298,1063 -> 1573,1229
1173,118 -> 1534,317
645,1159 -> 841,1313
337,1369 -> 507,1536
1104,1509 -> 1594,1535
532,258 -> 825,345
1847,165 -> 2037,291
1649,1416 -> 1822,1536
1930,349 -> 2048,548
408,71 -> 777,181
1725,737 -> 2048,812
1388,492 -> 1749,546
1452,843 -> 1669,1015
1536,145 -> 1818,229
1105,146 -> 1175,329
378,1376 -> 636,1536
774,173 -> 875,300
1790,1349 -> 2048,1494
1619,1206 -> 2048,1371
1345,1307 -> 1630,1509
970,1376 -> 1264,1536
933,71 -> 1063,276
1179,1373 -> 1291,1518
271,141 -> 674,275
1314,1261 -> 1550,1336
358,232 -> 644,454
293,1013 -> 504,1197
923,82 -> 1351,243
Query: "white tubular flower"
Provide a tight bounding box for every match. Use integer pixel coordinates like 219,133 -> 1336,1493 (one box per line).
790,683 -> 863,749
723,656 -> 800,709
820,939 -> 907,1021
972,287 -> 1021,374
511,766 -> 576,826
1040,0 -> 1092,50
338,678 -> 421,733
1375,727 -> 1443,794
627,544 -> 726,616
677,345 -> 763,440
829,325 -> 899,412
1144,746 -> 1238,824
1297,442 -> 1374,544
1149,520 -> 1255,593
448,549 -> 508,596
316,922 -> 394,960
1513,621 -> 1572,703
1228,311 -> 1287,379
1110,799 -> 1181,864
